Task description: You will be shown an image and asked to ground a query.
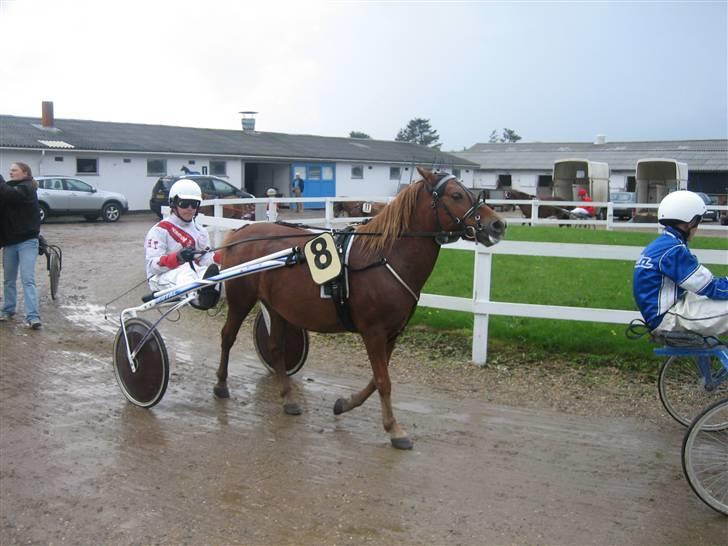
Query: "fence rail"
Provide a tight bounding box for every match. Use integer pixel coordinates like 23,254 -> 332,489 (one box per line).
196,196 -> 727,365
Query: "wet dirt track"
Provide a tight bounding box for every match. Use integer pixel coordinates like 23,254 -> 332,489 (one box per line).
1,215 -> 726,545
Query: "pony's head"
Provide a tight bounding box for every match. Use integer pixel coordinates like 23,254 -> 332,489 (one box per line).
418,167 -> 506,246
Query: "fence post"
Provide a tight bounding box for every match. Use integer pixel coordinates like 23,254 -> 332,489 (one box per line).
472,245 -> 493,366
531,199 -> 539,226
213,203 -> 224,246
325,199 -> 333,229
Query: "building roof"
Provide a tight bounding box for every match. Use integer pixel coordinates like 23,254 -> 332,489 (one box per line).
0,115 -> 478,168
454,139 -> 728,172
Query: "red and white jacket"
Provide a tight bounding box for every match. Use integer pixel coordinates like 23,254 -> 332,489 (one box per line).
144,214 -> 216,279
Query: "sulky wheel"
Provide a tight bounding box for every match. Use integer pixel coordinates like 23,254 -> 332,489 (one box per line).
658,355 -> 727,428
253,309 -> 309,376
49,251 -> 61,300
113,317 -> 169,408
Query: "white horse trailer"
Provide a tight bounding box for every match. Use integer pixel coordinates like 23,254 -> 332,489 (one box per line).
553,159 -> 610,216
635,158 -> 688,205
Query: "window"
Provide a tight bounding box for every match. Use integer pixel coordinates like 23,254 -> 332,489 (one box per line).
352,165 -> 363,179
537,175 -> 552,187
123,158 -> 131,163
54,156 -> 64,162
308,166 -> 322,180
147,159 -> 167,176
65,178 -> 93,192
76,158 -> 98,174
497,174 -> 512,188
210,160 -> 227,176
211,178 -> 237,196
322,166 -> 334,179
390,167 -> 401,180
452,168 -> 461,178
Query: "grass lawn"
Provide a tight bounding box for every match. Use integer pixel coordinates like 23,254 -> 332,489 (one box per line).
409,226 -> 728,370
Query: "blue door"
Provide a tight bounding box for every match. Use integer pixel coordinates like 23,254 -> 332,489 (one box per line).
292,163 -> 335,209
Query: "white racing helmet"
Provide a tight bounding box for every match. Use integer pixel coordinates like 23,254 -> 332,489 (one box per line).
657,190 -> 706,226
169,178 -> 202,205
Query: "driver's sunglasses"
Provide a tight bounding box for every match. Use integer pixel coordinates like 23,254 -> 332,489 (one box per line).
177,199 -> 200,209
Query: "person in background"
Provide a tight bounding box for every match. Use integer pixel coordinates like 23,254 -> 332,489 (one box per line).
291,173 -> 304,213
633,190 -> 728,337
571,187 -> 595,218
0,162 -> 42,329
144,178 -> 221,310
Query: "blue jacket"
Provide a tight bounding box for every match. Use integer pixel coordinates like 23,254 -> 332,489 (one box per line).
633,226 -> 728,330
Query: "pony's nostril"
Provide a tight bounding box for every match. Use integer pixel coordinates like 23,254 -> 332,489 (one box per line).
493,220 -> 506,233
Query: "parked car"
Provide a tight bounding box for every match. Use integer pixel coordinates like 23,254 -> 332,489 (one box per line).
149,175 -> 255,220
36,176 -> 128,223
609,191 -> 636,220
695,192 -> 719,222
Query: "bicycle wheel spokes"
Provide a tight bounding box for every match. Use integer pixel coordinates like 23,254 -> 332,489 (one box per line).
658,356 -> 727,427
682,399 -> 728,515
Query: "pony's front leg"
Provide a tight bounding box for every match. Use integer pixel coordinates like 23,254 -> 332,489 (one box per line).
333,339 -> 394,415
333,378 -> 376,415
362,335 -> 412,450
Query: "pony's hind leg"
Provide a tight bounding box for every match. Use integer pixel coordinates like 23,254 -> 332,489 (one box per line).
267,311 -> 302,415
214,293 -> 255,398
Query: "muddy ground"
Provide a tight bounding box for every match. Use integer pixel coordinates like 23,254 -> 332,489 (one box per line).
0,213 -> 725,545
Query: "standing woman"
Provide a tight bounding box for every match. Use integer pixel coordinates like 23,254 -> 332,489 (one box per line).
0,162 -> 42,329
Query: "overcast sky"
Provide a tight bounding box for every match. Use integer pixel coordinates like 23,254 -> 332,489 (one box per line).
1,0 -> 726,150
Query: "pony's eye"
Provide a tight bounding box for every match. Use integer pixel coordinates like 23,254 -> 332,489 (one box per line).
451,192 -> 463,200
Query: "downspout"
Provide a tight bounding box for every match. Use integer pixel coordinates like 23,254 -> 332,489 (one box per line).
39,149 -> 46,176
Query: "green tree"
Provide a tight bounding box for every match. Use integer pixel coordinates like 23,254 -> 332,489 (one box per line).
488,128 -> 522,143
395,117 -> 441,149
349,131 -> 371,139
502,128 -> 522,143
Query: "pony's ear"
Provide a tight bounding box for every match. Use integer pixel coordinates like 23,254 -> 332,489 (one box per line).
416,167 -> 434,182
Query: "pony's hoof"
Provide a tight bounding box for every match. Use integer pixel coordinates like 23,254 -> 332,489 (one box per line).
390,436 -> 413,450
213,385 -> 230,399
284,403 -> 302,415
333,398 -> 346,415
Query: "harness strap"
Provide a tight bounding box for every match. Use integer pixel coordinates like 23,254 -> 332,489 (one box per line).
384,262 -> 419,303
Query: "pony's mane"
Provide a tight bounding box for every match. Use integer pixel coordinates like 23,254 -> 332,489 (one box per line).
356,181 -> 422,255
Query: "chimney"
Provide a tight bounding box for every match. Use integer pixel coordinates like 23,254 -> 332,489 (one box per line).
239,111 -> 257,132
42,101 -> 55,128
594,134 -> 606,145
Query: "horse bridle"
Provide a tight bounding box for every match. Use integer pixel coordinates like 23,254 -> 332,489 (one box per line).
427,173 -> 488,244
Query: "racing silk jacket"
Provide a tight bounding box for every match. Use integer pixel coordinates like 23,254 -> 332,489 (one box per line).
145,214 -> 215,279
633,226 -> 728,330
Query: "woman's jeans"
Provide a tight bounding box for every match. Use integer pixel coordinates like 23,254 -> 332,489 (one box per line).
2,238 -> 40,321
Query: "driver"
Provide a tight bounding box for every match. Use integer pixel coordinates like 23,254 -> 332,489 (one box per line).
633,190 -> 728,337
144,179 -> 221,310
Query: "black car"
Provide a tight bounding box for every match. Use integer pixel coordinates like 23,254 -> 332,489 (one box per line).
149,175 -> 255,220
695,192 -> 719,222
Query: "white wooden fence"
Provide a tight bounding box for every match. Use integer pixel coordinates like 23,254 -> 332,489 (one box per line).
195,196 -> 728,365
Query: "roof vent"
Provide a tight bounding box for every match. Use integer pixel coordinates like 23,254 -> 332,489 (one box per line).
239,111 -> 257,132
594,134 -> 606,145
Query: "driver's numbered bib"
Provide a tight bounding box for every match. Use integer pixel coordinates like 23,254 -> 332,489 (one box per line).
304,233 -> 342,285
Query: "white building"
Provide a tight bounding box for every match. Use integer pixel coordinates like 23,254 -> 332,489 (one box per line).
454,138 -> 728,201
0,103 -> 478,211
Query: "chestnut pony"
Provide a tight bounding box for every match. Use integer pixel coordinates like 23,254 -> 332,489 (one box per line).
215,168 -> 506,449
504,189 -> 572,220
333,200 -> 386,218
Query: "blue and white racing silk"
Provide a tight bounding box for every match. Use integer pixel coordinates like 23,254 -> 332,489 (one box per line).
633,226 -> 728,330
